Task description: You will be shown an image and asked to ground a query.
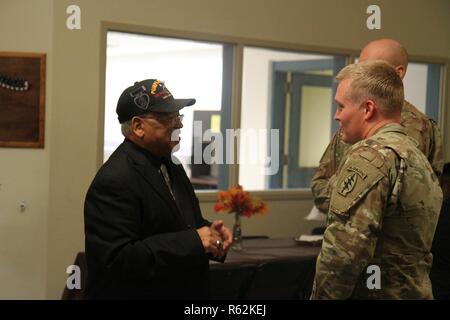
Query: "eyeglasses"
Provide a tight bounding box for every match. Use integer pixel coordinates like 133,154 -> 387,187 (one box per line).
171,114 -> 184,123
140,114 -> 184,125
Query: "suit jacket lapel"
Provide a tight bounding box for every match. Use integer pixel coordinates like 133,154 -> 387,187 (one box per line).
121,141 -> 183,220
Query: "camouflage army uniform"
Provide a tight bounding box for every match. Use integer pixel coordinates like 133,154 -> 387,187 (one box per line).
311,100 -> 443,213
311,123 -> 442,299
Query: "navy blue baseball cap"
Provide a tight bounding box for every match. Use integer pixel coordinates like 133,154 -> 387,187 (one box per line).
116,79 -> 196,123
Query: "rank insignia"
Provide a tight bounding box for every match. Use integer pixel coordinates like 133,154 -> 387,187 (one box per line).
338,172 -> 358,196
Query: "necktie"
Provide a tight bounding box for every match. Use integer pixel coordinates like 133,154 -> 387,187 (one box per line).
161,163 -> 190,225
160,163 -> 175,199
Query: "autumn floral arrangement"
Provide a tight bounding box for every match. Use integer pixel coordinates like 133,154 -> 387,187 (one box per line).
213,185 -> 267,217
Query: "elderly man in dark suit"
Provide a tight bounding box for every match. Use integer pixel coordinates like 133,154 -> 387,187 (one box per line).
84,79 -> 232,299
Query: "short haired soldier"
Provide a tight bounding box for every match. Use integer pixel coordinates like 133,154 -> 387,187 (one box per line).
311,38 -> 443,214
310,61 -> 442,299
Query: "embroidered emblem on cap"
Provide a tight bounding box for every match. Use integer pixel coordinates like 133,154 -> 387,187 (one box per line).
129,85 -> 149,110
338,172 -> 358,196
151,81 -> 172,101
150,80 -> 161,94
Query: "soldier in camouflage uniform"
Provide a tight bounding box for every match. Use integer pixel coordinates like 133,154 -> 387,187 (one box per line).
311,61 -> 442,299
311,39 -> 443,214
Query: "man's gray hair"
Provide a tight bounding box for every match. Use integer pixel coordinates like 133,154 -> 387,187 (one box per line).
121,120 -> 132,137
120,112 -> 158,137
336,60 -> 404,116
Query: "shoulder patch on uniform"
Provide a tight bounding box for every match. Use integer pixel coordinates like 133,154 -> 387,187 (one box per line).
338,172 -> 358,196
330,154 -> 385,219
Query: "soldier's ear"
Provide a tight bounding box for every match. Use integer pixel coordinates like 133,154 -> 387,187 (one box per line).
395,65 -> 406,80
363,100 -> 376,120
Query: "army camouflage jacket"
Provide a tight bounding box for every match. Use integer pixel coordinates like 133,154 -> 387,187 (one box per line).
311,123 -> 442,299
311,101 -> 443,213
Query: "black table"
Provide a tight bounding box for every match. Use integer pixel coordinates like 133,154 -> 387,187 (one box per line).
209,238 -> 321,300
62,238 -> 320,300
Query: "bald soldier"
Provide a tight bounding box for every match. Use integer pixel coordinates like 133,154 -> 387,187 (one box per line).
310,61 -> 442,299
311,39 -> 443,213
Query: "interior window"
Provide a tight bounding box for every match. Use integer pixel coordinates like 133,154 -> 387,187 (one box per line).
104,31 -> 230,190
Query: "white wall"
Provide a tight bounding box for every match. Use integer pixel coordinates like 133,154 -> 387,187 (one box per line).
299,86 -> 332,167
0,0 -> 53,299
403,62 -> 428,112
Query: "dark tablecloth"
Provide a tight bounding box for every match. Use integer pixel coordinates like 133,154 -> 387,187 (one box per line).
62,238 -> 321,300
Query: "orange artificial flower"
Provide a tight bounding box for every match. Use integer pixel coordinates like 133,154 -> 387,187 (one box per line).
214,185 -> 267,218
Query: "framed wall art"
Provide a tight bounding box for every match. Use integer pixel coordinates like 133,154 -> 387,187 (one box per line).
0,52 -> 46,148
